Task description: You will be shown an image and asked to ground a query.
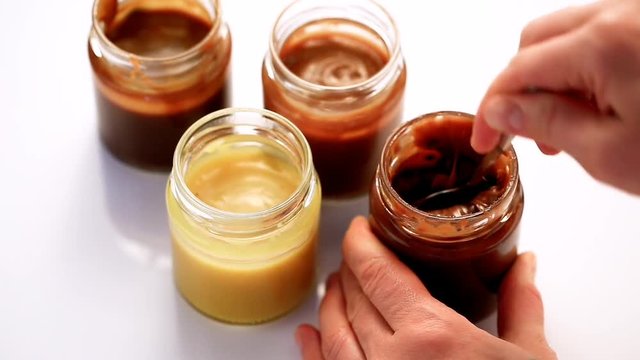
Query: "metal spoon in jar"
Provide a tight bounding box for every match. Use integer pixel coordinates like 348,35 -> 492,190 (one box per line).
414,134 -> 514,210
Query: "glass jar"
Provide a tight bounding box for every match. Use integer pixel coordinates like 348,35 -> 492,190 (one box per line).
369,111 -> 524,322
166,108 -> 321,324
88,0 -> 232,170
262,0 -> 406,199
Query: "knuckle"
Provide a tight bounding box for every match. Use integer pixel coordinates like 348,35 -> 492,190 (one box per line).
322,326 -> 354,360
357,256 -> 391,296
588,10 -> 638,73
424,326 -> 455,349
520,18 -> 543,48
520,94 -> 557,143
591,7 -> 629,35
401,321 -> 457,356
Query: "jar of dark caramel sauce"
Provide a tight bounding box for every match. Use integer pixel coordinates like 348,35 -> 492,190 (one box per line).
369,111 -> 524,322
88,0 -> 231,170
262,0 -> 406,199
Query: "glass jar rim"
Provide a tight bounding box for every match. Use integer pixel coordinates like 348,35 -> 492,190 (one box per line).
379,110 -> 520,223
90,0 -> 223,63
267,0 -> 402,94
171,107 -> 315,224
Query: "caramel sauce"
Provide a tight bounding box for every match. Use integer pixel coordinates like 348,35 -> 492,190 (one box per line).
263,19 -> 405,198
281,31 -> 387,87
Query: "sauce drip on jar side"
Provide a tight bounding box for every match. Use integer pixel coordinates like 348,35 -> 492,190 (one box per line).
106,10 -> 211,57
390,115 -> 508,216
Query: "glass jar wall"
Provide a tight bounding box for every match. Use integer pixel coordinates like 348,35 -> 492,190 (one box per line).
262,0 -> 406,198
369,111 -> 524,321
88,0 -> 232,169
166,108 -> 321,324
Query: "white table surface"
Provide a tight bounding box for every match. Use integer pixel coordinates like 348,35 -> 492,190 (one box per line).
2,0 -> 639,359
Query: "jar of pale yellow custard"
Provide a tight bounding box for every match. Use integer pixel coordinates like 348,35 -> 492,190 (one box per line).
166,108 -> 321,324
262,0 -> 406,198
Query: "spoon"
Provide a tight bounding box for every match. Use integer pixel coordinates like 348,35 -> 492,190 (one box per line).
414,134 -> 514,210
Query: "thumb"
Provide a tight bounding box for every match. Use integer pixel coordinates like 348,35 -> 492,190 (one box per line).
296,325 -> 324,360
498,252 -> 554,357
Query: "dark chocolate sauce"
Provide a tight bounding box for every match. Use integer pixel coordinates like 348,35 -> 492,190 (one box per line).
391,116 -> 506,215
91,7 -> 230,169
95,86 -> 228,169
369,112 -> 523,322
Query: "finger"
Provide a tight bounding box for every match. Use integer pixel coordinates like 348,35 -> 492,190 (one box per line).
536,142 -> 560,156
318,273 -> 366,360
342,216 -> 441,331
473,9 -> 598,154
478,92 -> 617,165
296,325 -> 324,360
498,253 -> 554,358
471,114 -> 502,154
339,263 -> 393,358
473,29 -> 594,153
519,3 -> 600,49
485,28 -> 601,101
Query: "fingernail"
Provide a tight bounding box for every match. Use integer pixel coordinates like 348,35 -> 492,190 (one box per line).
484,97 -> 524,133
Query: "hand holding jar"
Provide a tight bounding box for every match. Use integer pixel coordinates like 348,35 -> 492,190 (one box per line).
472,0 -> 640,195
295,217 -> 556,360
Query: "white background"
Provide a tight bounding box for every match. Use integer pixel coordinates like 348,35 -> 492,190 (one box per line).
1,0 -> 639,359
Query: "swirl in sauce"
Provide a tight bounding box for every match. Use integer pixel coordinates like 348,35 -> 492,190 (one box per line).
279,19 -> 387,87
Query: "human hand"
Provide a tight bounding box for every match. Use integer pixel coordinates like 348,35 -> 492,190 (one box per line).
471,0 -> 640,195
295,216 -> 556,360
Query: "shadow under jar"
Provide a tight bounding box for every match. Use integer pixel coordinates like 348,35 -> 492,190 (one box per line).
262,0 -> 406,199
88,0 -> 231,170
369,111 -> 524,322
166,108 -> 321,324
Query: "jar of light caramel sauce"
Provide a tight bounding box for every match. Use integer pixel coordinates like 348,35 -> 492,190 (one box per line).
369,112 -> 524,322
262,0 -> 406,199
88,0 -> 231,170
166,108 -> 321,324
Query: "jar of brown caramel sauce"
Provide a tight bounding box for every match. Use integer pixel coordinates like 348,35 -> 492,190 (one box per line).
262,0 -> 406,198
88,0 -> 231,170
369,111 -> 524,322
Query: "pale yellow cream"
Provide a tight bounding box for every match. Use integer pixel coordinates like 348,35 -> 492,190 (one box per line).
167,134 -> 321,324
